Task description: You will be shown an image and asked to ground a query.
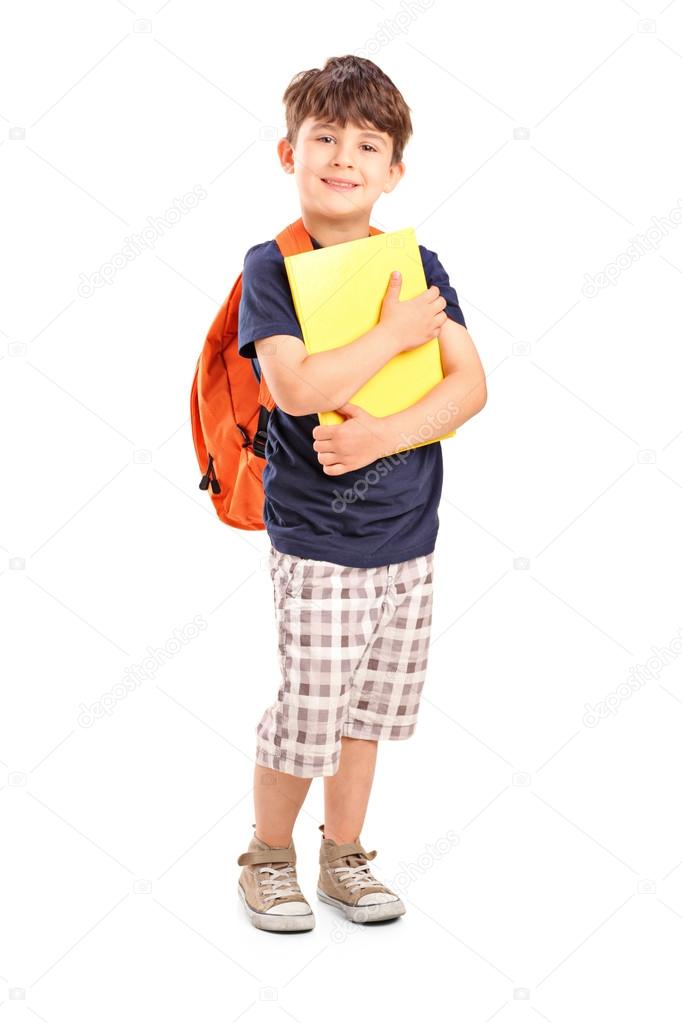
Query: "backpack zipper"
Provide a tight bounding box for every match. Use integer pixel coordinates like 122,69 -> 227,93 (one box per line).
199,453 -> 221,494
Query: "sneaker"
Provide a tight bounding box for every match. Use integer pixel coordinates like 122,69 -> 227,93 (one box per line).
237,825 -> 315,932
316,823 -> 406,923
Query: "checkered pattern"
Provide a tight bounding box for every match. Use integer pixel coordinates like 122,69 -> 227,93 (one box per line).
255,544 -> 435,778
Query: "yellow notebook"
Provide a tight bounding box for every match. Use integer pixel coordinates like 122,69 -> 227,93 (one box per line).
283,226 -> 455,452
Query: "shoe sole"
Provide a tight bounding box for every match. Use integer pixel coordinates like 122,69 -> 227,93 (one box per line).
316,888 -> 406,923
238,883 -> 315,932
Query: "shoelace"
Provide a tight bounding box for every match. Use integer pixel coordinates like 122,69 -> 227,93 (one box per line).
257,864 -> 302,903
332,862 -> 382,892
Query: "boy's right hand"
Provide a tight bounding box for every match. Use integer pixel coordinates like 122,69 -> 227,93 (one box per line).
379,271 -> 448,352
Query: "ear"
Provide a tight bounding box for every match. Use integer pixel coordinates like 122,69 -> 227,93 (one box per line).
383,161 -> 405,194
277,137 -> 295,174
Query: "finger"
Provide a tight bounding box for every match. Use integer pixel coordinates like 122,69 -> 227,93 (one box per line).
312,426 -> 334,441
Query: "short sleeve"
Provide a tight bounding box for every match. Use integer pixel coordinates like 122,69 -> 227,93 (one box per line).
237,241 -> 304,360
419,245 -> 467,328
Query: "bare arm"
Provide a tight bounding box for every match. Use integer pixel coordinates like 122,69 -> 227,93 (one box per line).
254,323 -> 401,417
309,318 -> 488,477
375,319 -> 487,453
255,272 -> 448,417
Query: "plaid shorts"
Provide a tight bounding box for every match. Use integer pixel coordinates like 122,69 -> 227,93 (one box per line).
255,544 -> 435,778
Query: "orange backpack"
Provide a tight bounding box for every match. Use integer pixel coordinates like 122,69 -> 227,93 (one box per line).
190,217 -> 383,529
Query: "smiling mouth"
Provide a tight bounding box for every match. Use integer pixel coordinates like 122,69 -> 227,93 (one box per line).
321,178 -> 359,191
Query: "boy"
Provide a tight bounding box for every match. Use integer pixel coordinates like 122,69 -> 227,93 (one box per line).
236,55 -> 487,932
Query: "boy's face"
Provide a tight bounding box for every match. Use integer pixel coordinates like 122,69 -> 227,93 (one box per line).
278,115 -> 404,221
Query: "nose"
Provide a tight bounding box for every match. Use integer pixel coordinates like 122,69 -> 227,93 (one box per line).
332,142 -> 355,168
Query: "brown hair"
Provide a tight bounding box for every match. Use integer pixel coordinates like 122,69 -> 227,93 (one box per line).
282,55 -> 413,166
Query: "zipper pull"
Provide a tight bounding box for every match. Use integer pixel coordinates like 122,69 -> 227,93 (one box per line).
199,453 -> 221,493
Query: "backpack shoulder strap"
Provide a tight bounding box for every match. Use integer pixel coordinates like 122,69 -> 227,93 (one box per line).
275,218 -> 314,258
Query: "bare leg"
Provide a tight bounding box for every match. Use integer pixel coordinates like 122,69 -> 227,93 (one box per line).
323,737 -> 378,843
253,764 -> 313,847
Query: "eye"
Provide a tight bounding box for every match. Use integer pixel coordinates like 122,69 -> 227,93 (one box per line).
317,136 -> 377,153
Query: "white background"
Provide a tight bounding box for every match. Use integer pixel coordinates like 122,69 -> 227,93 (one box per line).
2,0 -> 682,1019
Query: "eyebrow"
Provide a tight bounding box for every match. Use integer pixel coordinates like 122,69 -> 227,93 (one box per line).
310,121 -> 387,145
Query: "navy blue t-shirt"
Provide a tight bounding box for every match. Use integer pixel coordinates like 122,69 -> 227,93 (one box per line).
237,233 -> 466,568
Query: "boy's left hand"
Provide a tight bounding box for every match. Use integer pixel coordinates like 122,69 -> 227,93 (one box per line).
312,403 -> 387,475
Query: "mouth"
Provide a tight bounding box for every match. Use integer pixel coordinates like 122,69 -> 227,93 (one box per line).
321,178 -> 360,192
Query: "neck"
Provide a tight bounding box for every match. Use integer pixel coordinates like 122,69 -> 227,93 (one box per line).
300,211 -> 371,248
